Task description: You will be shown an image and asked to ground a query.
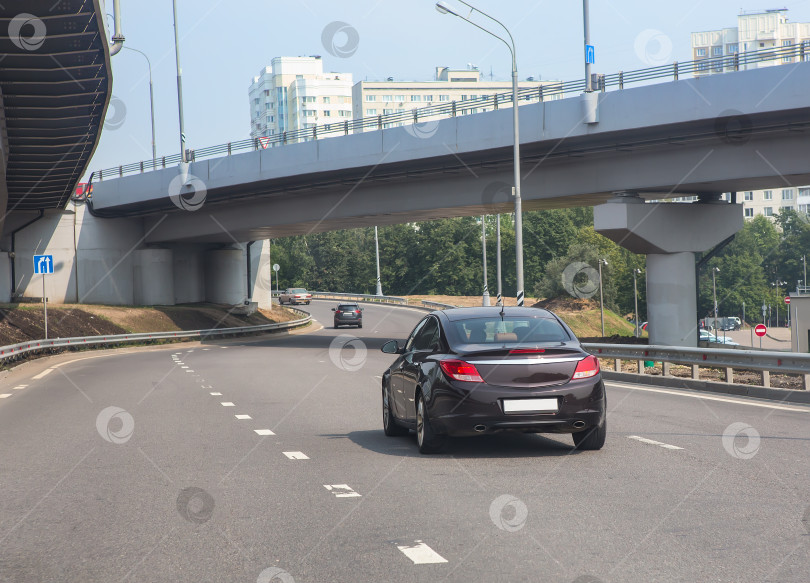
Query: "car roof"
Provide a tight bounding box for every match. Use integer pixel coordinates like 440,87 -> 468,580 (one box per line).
438,306 -> 557,321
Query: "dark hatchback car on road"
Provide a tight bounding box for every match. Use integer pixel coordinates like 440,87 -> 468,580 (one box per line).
380,307 -> 606,453
332,303 -> 363,328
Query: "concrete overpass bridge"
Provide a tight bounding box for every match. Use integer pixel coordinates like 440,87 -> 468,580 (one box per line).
7,45 -> 810,346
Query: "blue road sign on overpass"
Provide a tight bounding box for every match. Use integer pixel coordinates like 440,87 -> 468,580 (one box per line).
33,254 -> 54,274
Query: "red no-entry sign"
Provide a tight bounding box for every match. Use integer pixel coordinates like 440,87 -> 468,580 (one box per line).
755,324 -> 767,337
785,296 -> 791,304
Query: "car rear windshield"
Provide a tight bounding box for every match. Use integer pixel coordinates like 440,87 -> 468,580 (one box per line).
337,305 -> 358,311
448,316 -> 572,346
291,288 -> 307,293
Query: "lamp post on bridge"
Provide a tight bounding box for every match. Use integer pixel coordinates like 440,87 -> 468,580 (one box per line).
598,258 -> 608,337
172,0 -> 188,166
436,0 -> 525,306
123,46 -> 157,170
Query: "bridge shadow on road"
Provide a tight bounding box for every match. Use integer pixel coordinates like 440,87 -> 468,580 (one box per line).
326,429 -> 581,459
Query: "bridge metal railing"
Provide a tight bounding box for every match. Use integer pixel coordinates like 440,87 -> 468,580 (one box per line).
582,343 -> 810,390
0,309 -> 312,365
93,43 -> 810,183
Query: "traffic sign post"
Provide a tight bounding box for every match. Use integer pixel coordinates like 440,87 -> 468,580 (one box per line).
755,323 -> 767,349
33,254 -> 53,339
272,263 -> 280,303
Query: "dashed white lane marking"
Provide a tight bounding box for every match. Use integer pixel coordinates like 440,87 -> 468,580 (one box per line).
627,435 -> 683,450
254,429 -> 275,436
0,394 -> 12,399
185,370 -> 194,373
235,414 -> 252,420
32,369 -> 53,380
324,484 -> 361,498
283,451 -> 309,459
396,541 -> 448,565
210,392 -> 222,396
12,385 -> 27,390
606,382 -> 810,413
220,402 -> 235,407
181,366 -> 189,369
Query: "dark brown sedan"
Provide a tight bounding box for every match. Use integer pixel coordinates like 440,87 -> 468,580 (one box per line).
380,307 -> 606,453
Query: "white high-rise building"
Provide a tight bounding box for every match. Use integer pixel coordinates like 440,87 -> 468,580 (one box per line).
248,56 -> 352,141
352,66 -> 562,130
691,9 -> 810,76
692,10 -> 810,221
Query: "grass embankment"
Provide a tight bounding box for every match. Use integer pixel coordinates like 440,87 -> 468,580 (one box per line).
403,295 -> 641,340
0,303 -> 300,346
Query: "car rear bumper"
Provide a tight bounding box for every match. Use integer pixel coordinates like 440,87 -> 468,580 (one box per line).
335,317 -> 362,325
426,378 -> 605,437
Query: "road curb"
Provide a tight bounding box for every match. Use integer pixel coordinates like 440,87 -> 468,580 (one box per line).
602,371 -> 810,404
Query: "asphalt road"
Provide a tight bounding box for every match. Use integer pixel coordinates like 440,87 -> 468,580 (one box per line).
0,300 -> 808,583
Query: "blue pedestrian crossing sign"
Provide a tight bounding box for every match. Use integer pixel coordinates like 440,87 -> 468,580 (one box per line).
33,254 -> 54,274
585,44 -> 595,64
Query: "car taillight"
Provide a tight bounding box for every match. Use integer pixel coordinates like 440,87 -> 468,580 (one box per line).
572,355 -> 600,379
355,310 -> 360,315
335,310 -> 341,314
509,348 -> 546,354
439,359 -> 484,383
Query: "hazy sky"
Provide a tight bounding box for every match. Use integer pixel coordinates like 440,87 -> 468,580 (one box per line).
88,0 -> 810,176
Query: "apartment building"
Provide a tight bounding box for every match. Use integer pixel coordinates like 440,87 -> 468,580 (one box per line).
351,66 -> 562,129
691,9 -> 810,76
248,56 -> 352,140
692,10 -> 810,220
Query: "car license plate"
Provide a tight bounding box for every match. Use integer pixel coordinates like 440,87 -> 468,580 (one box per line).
503,398 -> 558,413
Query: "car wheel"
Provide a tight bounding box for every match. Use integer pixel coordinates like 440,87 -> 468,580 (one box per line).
334,323 -> 340,329
572,416 -> 606,451
383,385 -> 408,437
358,323 -> 363,328
416,393 -> 445,454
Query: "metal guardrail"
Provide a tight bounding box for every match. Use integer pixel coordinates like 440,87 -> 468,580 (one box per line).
310,291 -> 408,305
421,300 -> 459,310
583,343 -> 810,389
93,43 -> 810,182
0,309 -> 311,364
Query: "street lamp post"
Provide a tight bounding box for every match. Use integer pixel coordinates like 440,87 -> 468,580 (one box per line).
598,259 -> 608,336
172,0 -> 188,165
496,214 -> 502,306
712,267 -> 720,334
482,216 -> 490,306
436,0 -> 525,305
374,226 -> 383,296
123,46 -> 157,169
633,268 -> 641,338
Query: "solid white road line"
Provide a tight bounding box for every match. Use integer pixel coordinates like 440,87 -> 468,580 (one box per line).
627,435 -> 684,450
220,402 -> 235,407
606,381 -> 810,413
235,414 -> 252,420
31,369 -> 53,380
254,429 -> 275,436
283,451 -> 309,459
323,484 -> 361,498
396,541 -> 448,565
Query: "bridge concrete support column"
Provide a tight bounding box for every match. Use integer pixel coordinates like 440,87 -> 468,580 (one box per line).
594,194 -> 743,347
204,246 -> 246,305
174,247 -> 206,304
248,240 -> 273,310
133,249 -> 175,305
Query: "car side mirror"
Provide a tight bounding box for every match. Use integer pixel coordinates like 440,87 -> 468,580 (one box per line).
381,340 -> 400,354
331,308 -> 336,312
